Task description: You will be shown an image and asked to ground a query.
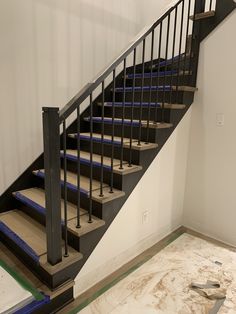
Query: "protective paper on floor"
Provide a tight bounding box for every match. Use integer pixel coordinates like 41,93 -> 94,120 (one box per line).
0,265 -> 34,314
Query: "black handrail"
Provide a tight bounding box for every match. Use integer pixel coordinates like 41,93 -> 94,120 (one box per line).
59,0 -> 184,123
43,0 -> 208,265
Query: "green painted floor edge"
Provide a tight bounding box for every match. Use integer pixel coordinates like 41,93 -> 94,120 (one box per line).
0,259 -> 44,302
69,229 -> 184,314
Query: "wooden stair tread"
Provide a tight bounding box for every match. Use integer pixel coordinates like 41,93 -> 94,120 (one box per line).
64,150 -> 142,175
33,169 -> 125,204
65,150 -> 121,167
0,210 -> 48,256
68,215 -> 105,237
84,117 -> 173,129
34,169 -> 106,192
68,132 -> 158,151
98,102 -> 186,110
190,10 -> 215,20
172,86 -> 198,92
113,85 -> 197,92
14,188 -> 87,221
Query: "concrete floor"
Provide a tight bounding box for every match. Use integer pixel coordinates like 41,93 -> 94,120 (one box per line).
79,233 -> 236,314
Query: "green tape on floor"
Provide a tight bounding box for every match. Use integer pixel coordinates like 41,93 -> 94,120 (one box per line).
0,259 -> 44,302
68,257 -> 150,314
69,230 -> 184,314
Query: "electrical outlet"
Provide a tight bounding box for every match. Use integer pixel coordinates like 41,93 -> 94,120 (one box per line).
142,211 -> 149,224
216,113 -> 224,127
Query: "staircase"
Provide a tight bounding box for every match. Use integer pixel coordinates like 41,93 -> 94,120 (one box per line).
0,0 -> 235,312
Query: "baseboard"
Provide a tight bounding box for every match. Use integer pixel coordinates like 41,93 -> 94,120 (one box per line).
59,225 -> 185,313
74,221 -> 183,297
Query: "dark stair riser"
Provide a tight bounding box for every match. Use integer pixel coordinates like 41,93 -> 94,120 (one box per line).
69,137 -> 149,165
150,56 -> 192,72
91,123 -> 158,143
113,89 -> 195,104
64,157 -> 135,190
125,74 -> 192,87
100,106 -> 184,121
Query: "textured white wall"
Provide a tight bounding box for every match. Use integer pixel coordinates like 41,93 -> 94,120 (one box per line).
0,0 -> 141,195
183,11 -> 236,246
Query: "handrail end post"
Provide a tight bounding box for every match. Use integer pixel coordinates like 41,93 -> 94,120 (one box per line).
42,106 -> 62,265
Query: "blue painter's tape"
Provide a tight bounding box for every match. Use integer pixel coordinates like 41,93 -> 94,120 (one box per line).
115,86 -> 171,92
79,135 -> 122,146
127,70 -> 177,79
34,171 -> 89,197
14,192 -> 46,216
14,294 -> 50,314
159,53 -> 185,67
61,153 -> 111,171
84,117 -> 140,127
104,102 -> 161,107
0,221 -> 39,264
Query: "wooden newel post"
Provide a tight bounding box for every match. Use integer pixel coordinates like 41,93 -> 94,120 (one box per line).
42,107 -> 62,265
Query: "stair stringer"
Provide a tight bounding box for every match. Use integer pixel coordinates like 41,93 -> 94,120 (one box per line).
73,107 -> 192,297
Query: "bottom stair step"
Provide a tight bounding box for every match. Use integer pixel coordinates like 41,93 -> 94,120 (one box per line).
0,210 -> 82,270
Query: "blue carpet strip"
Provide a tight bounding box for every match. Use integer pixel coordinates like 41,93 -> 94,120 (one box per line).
14,192 -> 46,216
103,102 -> 162,107
79,134 -> 122,146
15,192 -> 67,226
158,53 -> 186,67
0,221 -> 40,263
84,117 -> 140,126
115,86 -> 171,92
34,171 -> 89,197
126,70 -> 177,79
61,153 -> 111,170
14,294 -> 50,314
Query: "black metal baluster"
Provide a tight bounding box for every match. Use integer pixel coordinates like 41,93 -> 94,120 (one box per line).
161,14 -> 171,123
146,30 -> 155,144
182,0 -> 191,81
63,120 -> 69,257
176,1 -> 185,100
138,39 -> 146,146
155,22 -> 163,123
169,7 -> 178,105
129,48 -> 136,167
209,0 -> 213,11
76,107 -> 81,228
120,58 -> 127,169
188,0 -> 197,85
89,93 -> 93,223
110,69 -> 116,193
100,82 -> 105,197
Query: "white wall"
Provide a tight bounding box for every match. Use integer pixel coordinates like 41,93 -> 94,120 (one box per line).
0,0 -> 141,195
183,11 -> 236,246
74,109 -> 192,296
0,0 -> 184,195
